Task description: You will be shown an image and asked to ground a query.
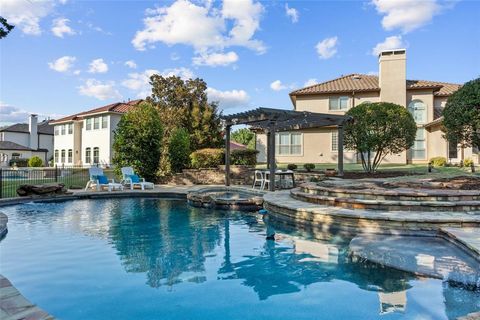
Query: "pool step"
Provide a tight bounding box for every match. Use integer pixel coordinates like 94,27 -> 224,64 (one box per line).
291,188 -> 480,212
299,184 -> 480,202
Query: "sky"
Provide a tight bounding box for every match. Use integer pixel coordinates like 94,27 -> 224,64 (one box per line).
1,0 -> 479,125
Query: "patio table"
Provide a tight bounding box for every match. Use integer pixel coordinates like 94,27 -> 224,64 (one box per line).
264,170 -> 295,189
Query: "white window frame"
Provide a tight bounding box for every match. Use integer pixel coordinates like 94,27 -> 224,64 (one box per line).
85,148 -> 91,164
411,128 -> 426,160
101,116 -> 108,129
86,118 -> 92,131
67,149 -> 73,163
54,126 -> 59,136
93,147 -> 100,164
275,132 -> 303,156
61,149 -> 66,163
61,125 -> 66,135
331,131 -> 338,152
93,117 -> 100,130
68,123 -> 73,134
329,96 -> 349,111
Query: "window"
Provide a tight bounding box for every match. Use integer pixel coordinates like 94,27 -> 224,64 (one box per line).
85,148 -> 91,164
448,140 -> 458,159
86,118 -> 92,130
94,117 -> 100,130
102,116 -> 108,129
61,149 -> 66,163
93,147 -> 99,164
61,125 -> 66,135
54,126 -> 59,136
12,153 -> 21,160
68,123 -> 73,134
408,100 -> 427,124
331,131 -> 338,151
411,128 -> 426,159
329,96 -> 349,111
275,133 -> 302,155
54,150 -> 59,163
68,149 -> 73,163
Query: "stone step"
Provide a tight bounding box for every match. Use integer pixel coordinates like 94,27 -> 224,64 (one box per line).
291,188 -> 480,212
300,184 -> 480,202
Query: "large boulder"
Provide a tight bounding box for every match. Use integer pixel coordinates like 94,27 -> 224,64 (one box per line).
16,183 -> 69,197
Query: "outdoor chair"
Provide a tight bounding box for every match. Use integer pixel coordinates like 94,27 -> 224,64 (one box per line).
252,170 -> 265,189
121,167 -> 154,190
85,167 -> 123,192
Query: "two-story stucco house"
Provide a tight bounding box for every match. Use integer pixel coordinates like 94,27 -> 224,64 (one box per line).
0,115 -> 54,166
257,49 -> 478,165
50,100 -> 142,166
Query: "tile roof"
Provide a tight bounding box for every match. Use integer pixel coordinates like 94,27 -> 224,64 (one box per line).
50,99 -> 143,124
230,141 -> 247,150
0,120 -> 54,135
290,74 -> 461,97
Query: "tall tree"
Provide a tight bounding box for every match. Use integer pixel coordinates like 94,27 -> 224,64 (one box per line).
147,75 -> 223,174
442,78 -> 480,160
0,17 -> 14,39
112,102 -> 163,182
231,128 -> 256,149
344,102 -> 417,173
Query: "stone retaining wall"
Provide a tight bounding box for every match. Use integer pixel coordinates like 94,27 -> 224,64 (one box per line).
169,165 -> 254,185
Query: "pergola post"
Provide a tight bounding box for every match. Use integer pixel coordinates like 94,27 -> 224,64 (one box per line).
338,125 -> 344,177
268,122 -> 276,191
225,125 -> 231,186
266,130 -> 271,169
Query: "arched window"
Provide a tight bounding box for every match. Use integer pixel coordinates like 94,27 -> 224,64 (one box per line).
93,147 -> 99,164
85,148 -> 91,164
61,150 -> 66,163
68,149 -> 73,163
408,100 -> 427,124
54,150 -> 59,163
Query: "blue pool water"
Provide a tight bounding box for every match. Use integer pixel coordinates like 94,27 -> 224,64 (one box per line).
0,198 -> 479,320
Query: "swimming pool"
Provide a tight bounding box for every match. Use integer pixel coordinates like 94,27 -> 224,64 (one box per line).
0,198 -> 479,319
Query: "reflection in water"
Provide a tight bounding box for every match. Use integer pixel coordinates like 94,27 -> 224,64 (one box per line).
3,198 -> 480,320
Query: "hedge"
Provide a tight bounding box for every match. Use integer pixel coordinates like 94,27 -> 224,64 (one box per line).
190,148 -> 224,168
231,149 -> 258,166
429,157 -> 447,167
9,158 -> 29,167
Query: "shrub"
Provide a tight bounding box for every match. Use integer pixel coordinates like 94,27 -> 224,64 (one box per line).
190,148 -> 224,168
9,158 -> 29,167
304,163 -> 315,172
28,156 -> 43,167
429,156 -> 447,167
168,128 -> 191,173
463,158 -> 474,167
287,164 -> 298,170
230,149 -> 258,166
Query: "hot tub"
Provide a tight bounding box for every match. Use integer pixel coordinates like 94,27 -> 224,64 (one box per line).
187,187 -> 264,211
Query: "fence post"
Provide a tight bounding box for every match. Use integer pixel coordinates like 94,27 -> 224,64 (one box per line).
55,165 -> 58,182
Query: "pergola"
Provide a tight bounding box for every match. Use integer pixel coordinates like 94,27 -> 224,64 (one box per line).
222,107 -> 352,191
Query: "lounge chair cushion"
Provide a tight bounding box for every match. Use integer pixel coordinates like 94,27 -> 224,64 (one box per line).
128,174 -> 140,183
94,175 -> 109,184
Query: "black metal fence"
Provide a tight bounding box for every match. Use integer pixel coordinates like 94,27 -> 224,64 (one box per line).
0,165 -> 117,198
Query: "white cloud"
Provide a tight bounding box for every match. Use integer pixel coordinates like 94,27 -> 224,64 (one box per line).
304,78 -> 318,87
0,0 -> 65,35
78,79 -> 122,101
132,0 -> 265,64
316,36 -> 338,59
170,52 -> 181,61
124,60 -> 137,69
371,0 -> 451,33
270,80 -> 286,91
51,18 -> 75,38
193,51 -> 239,67
285,3 -> 299,23
48,56 -> 76,73
88,58 -> 109,73
372,35 -> 406,55
206,87 -> 249,109
0,102 -> 63,125
122,67 -> 195,98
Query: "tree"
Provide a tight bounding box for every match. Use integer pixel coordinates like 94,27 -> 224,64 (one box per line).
168,127 -> 191,173
112,102 -> 163,182
344,102 -> 417,173
231,128 -> 256,149
146,75 -> 223,174
442,78 -> 480,161
28,156 -> 43,167
0,17 -> 14,39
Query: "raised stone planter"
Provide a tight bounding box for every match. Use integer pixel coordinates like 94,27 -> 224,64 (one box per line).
16,183 -> 69,197
187,186 -> 264,211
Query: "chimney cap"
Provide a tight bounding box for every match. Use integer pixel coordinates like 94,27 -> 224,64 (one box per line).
378,49 -> 406,58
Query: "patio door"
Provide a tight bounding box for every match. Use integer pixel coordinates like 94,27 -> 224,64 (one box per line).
448,139 -> 460,163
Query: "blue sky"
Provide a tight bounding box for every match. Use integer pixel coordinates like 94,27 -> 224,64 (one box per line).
1,0 -> 479,125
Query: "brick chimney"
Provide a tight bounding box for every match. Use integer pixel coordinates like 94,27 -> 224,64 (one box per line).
29,114 -> 38,150
379,49 -> 407,107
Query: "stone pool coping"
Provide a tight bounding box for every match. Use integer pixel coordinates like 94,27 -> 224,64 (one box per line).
0,275 -> 54,320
